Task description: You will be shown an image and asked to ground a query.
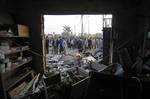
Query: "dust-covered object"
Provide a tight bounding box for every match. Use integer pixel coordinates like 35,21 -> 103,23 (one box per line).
10,73 -> 45,99
9,82 -> 27,99
50,55 -> 62,62
83,56 -> 96,62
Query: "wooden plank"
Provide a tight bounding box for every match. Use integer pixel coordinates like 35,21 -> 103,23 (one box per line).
4,70 -> 33,90
12,57 -> 32,70
9,82 -> 27,98
4,48 -> 30,55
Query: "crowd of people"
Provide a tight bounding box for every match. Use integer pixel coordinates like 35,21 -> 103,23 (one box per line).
46,35 -> 102,55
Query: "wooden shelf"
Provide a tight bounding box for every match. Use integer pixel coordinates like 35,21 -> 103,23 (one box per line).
3,57 -> 32,73
4,70 -> 33,90
4,48 -> 30,55
12,57 -> 32,70
0,27 -> 33,99
0,36 -> 29,38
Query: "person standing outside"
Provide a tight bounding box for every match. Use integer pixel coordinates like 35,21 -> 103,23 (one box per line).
52,36 -> 59,54
71,38 -> 74,49
63,39 -> 68,55
88,38 -> 92,49
77,38 -> 83,53
58,36 -> 64,54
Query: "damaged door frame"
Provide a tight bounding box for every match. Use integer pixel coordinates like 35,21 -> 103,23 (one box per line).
41,14 -> 114,71
41,14 -> 46,72
102,14 -> 113,65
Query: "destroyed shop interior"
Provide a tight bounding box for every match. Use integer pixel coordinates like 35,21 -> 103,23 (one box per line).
1,0 -> 150,99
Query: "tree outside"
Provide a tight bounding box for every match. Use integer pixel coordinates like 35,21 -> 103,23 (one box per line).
62,25 -> 72,38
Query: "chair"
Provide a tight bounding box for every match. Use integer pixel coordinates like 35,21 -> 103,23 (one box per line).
84,71 -> 142,99
84,72 -> 123,99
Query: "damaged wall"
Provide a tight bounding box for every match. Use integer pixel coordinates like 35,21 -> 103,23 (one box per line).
15,0 -> 143,71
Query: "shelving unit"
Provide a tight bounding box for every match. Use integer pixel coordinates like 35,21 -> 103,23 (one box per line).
0,30 -> 34,99
2,57 -> 32,74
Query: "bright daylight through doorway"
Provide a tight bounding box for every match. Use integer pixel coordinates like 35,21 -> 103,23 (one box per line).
43,14 -> 112,70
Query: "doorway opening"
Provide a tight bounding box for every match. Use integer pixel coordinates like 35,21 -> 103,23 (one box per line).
42,14 -> 112,71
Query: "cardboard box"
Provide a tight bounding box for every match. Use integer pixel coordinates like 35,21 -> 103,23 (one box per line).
18,24 -> 29,37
